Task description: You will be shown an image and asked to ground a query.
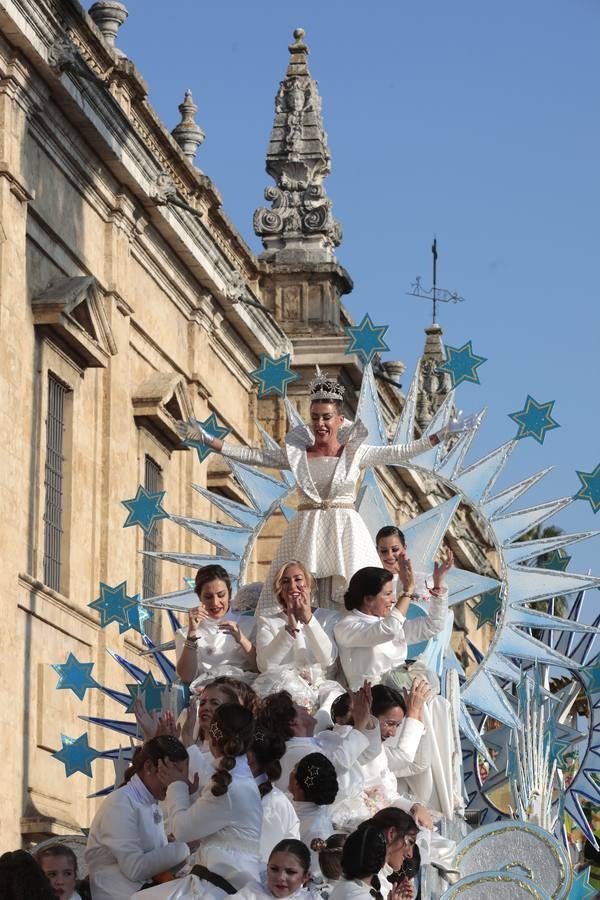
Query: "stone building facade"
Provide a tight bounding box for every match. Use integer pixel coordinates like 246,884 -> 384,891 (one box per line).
0,1 -> 495,845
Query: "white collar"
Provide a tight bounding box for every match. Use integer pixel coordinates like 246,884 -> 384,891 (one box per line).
353,609 -> 380,623
123,773 -> 155,806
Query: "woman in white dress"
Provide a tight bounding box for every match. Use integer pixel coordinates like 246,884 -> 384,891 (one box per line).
288,752 -> 338,877
247,726 -> 301,863
231,839 -> 314,900
369,809 -> 418,898
176,565 -> 257,684
177,373 -> 477,611
158,703 -> 263,891
330,823 -> 412,900
85,736 -> 190,900
334,565 -> 449,693
254,561 -> 340,711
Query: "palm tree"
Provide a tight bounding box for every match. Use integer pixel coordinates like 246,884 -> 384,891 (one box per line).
518,524 -> 568,619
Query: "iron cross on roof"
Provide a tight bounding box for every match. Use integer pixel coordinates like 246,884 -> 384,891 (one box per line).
407,238 -> 465,324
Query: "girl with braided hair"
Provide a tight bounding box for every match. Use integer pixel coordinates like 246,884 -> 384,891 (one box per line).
289,752 -> 338,878
247,728 -> 301,863
158,703 -> 263,891
330,823 -> 413,900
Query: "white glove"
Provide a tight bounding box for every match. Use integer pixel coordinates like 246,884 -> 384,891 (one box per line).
176,419 -> 213,445
437,411 -> 482,441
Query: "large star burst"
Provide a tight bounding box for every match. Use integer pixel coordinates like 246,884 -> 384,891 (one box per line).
55,359 -> 600,841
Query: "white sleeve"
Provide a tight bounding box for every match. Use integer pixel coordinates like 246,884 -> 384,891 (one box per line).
93,801 -> 188,884
334,609 -> 404,648
384,717 -> 427,776
166,781 -> 234,843
402,591 -> 448,644
317,726 -> 369,773
360,435 -> 434,468
357,716 -> 382,764
256,617 -> 294,671
303,615 -> 338,668
220,441 -> 289,470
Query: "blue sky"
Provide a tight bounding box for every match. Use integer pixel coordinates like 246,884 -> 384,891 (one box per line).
119,1 -> 599,581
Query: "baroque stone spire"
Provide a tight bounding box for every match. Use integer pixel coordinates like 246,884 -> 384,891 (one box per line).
253,28 -> 342,263
416,323 -> 453,431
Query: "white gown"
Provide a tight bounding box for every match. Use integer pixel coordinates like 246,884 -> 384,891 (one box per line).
259,784 -> 300,862
219,420 -> 432,612
85,775 -> 189,900
175,612 -> 256,684
293,800 -> 334,877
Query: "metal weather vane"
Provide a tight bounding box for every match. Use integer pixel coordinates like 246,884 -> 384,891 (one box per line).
407,237 -> 465,324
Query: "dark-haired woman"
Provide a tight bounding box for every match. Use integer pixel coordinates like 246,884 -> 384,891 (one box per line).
176,565 -> 257,685
85,737 -> 190,900
289,752 -> 338,878
369,808 -> 419,895
247,727 -> 300,863
230,839 -> 315,900
158,703 -> 263,891
330,823 -> 412,900
334,564 -> 450,693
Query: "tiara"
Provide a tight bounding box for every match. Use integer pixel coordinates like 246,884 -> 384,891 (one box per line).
209,721 -> 224,741
308,366 -> 345,403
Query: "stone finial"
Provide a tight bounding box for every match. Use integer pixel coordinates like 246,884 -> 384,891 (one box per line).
416,323 -> 453,430
172,90 -> 205,162
88,2 -> 128,55
253,28 -> 342,264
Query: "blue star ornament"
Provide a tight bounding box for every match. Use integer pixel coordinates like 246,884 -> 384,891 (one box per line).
508,395 -> 560,444
580,655 -> 600,696
568,868 -> 596,899
540,549 -> 571,571
52,653 -> 98,701
52,733 -> 100,778
125,671 -> 166,713
437,340 -> 487,388
122,485 -> 168,535
575,462 -> 600,513
183,413 -> 232,464
344,314 -> 390,365
89,581 -> 139,631
127,603 -> 153,635
249,353 -> 300,398
471,588 -> 502,629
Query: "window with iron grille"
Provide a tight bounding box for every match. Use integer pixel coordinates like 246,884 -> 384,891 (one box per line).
43,374 -> 70,592
142,455 -> 162,600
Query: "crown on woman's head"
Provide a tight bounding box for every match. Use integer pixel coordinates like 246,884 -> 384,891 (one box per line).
308,366 -> 345,403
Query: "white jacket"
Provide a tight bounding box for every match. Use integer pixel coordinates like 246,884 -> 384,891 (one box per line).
166,756 -> 263,890
85,778 -> 189,900
334,593 -> 447,692
277,726 -> 370,794
256,608 -> 340,680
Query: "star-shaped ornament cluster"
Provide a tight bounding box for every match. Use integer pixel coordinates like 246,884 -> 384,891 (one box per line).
89,581 -> 152,635
249,353 -> 300,398
344,314 -> 389,365
122,485 -> 168,535
52,653 -> 98,701
125,671 -> 166,713
437,340 -> 487,388
508,395 -> 560,444
52,732 -> 100,778
540,549 -> 571,571
183,413 -> 232,463
575,462 -> 600,513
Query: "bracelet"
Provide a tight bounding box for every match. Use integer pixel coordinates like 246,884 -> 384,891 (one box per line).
429,587 -> 443,596
184,637 -> 199,649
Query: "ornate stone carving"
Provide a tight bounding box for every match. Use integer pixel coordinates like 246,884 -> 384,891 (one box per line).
172,89 -> 205,162
253,29 -> 342,263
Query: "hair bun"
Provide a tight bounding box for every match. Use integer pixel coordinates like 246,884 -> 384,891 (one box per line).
310,838 -> 328,852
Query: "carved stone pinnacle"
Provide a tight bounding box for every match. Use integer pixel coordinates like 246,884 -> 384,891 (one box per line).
172,89 -> 205,162
88,2 -> 128,55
